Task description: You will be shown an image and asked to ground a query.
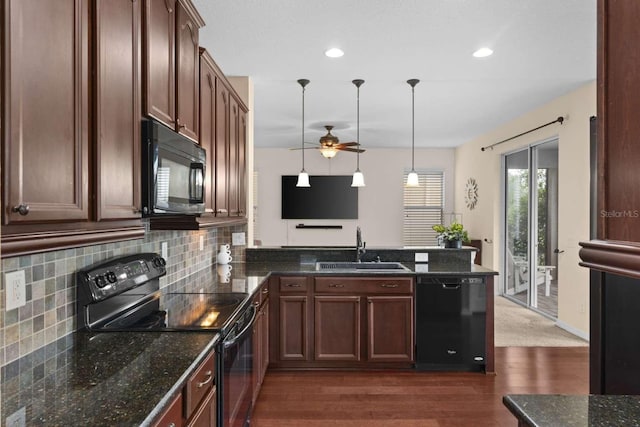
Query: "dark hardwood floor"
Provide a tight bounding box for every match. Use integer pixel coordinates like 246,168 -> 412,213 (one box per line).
251,347 -> 588,426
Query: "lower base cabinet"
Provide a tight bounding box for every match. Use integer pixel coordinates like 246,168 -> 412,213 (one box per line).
153,350 -> 217,427
270,276 -> 414,369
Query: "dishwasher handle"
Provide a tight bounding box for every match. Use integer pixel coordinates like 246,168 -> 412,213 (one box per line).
441,283 -> 461,290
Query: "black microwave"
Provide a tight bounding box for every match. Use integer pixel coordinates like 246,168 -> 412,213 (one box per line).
141,118 -> 206,216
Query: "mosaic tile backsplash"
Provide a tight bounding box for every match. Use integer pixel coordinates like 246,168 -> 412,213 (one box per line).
0,223 -> 247,369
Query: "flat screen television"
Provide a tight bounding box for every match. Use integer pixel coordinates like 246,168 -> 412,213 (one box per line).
281,175 -> 358,219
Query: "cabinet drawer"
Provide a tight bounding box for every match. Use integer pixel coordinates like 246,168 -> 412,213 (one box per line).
254,281 -> 270,306
153,392 -> 183,427
184,351 -> 215,420
315,277 -> 413,294
280,276 -> 308,293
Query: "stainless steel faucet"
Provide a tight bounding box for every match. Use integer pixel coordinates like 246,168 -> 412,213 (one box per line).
356,226 -> 366,262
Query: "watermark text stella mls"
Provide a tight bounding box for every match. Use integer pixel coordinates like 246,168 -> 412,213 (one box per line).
601,209 -> 640,218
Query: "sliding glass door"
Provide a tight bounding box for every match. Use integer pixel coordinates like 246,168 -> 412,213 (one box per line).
503,140 -> 559,318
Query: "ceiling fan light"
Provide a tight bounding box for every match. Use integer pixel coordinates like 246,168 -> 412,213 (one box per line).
320,147 -> 338,158
325,48 -> 344,58
351,170 -> 365,187
296,171 -> 310,187
406,170 -> 419,187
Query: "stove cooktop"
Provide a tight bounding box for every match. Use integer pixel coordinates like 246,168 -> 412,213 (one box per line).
76,253 -> 250,335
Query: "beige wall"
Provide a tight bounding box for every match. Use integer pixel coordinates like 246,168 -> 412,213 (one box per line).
254,148 -> 455,247
454,81 -> 595,337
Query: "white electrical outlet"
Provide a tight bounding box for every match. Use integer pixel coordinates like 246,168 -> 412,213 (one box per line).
232,232 -> 246,246
415,253 -> 429,262
161,242 -> 168,260
5,407 -> 26,427
199,235 -> 205,251
5,270 -> 26,311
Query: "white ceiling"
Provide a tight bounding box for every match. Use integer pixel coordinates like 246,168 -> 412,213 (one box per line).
193,0 -> 596,149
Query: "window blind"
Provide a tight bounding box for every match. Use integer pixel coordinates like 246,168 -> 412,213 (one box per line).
403,171 -> 444,246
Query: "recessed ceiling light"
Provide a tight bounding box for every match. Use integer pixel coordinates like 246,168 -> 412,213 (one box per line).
473,47 -> 493,58
325,48 -> 344,58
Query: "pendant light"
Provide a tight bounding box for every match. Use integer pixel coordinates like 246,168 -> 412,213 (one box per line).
351,79 -> 365,187
296,79 -> 310,187
406,79 -> 420,187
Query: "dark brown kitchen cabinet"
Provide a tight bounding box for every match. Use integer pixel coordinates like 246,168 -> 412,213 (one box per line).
228,97 -> 240,215
94,0 -> 142,220
270,275 -> 414,369
274,276 -> 310,362
142,0 -> 175,128
252,281 -> 270,407
314,296 -> 361,361
214,80 -> 230,216
153,393 -> 183,427
238,110 -> 248,216
367,296 -> 414,362
2,0 -> 89,224
143,0 -> 203,142
199,49 -> 216,214
184,350 -> 216,426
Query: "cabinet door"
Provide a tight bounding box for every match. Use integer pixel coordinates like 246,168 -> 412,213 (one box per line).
260,298 -> 270,382
94,0 -> 141,220
142,0 -> 175,128
199,52 -> 215,213
175,0 -> 199,142
4,0 -> 89,224
228,97 -> 239,216
367,296 -> 414,362
237,109 -> 247,217
152,392 -> 183,427
279,296 -> 309,361
214,80 -> 230,216
314,296 -> 361,361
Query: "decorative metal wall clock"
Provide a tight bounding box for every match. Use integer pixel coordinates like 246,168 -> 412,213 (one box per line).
465,177 -> 478,210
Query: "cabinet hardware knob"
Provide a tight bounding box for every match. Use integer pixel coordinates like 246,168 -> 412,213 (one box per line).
262,288 -> 269,294
286,284 -> 301,287
381,284 -> 399,288
216,209 -> 228,214
253,301 -> 260,307
176,118 -> 186,130
196,370 -> 213,388
168,423 -> 176,427
12,204 -> 30,216
329,284 -> 345,288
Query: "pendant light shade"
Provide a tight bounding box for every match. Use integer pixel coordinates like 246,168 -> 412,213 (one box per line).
296,79 -> 311,187
406,79 -> 420,187
351,79 -> 365,187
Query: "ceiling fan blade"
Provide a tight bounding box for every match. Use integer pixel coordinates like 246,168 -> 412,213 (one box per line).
339,147 -> 366,153
289,146 -> 321,151
336,142 -> 359,148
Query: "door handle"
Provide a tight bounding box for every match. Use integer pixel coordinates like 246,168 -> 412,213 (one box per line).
553,249 -> 565,254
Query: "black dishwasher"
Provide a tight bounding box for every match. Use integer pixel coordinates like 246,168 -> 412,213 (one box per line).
415,276 -> 486,371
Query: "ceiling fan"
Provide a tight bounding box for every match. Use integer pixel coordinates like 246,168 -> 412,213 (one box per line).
291,125 -> 365,158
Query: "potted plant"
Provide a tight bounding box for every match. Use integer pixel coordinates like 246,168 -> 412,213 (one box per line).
432,222 -> 469,249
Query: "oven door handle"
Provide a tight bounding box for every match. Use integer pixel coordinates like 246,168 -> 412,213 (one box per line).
224,305 -> 258,348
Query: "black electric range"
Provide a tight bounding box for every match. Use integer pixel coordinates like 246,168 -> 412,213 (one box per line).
76,253 -> 257,427
76,253 -> 251,336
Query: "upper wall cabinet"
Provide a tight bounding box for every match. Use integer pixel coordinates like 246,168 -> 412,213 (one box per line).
94,0 -> 142,220
142,0 -> 204,142
2,0 -> 90,225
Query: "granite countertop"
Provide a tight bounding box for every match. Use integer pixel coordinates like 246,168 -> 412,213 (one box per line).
503,394 -> 640,427
1,258 -> 496,426
243,261 -> 497,277
1,331 -> 219,426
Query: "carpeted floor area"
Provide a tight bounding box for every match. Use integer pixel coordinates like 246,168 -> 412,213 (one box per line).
494,296 -> 589,347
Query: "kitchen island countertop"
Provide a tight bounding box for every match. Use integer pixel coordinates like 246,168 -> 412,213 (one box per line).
503,394 -> 640,426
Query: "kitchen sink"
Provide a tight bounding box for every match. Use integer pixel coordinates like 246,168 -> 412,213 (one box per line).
316,261 -> 410,272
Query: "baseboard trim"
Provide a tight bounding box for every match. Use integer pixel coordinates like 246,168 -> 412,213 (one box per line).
555,320 -> 589,341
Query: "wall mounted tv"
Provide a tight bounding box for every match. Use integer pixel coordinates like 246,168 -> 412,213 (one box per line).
281,175 -> 358,219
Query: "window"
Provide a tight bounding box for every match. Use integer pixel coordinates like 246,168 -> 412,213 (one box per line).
403,170 -> 444,246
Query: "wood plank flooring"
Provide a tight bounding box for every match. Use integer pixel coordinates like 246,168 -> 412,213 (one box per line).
251,347 -> 588,426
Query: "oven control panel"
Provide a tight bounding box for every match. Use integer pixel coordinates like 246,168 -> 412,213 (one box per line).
77,253 -> 166,303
